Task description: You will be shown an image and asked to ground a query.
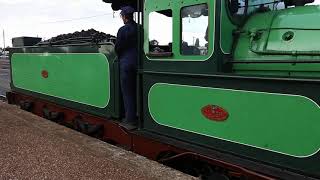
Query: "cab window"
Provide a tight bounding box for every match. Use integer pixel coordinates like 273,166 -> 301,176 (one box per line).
181,4 -> 209,56
148,10 -> 173,55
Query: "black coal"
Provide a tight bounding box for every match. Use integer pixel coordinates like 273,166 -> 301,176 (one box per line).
37,29 -> 116,46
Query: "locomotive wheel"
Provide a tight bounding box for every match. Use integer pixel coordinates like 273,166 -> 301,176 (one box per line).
42,106 -> 64,123
73,116 -> 104,139
19,100 -> 34,112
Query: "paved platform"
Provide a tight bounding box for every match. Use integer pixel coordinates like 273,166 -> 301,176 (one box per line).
0,102 -> 195,180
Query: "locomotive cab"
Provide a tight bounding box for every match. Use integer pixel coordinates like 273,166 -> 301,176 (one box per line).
141,0 -> 320,178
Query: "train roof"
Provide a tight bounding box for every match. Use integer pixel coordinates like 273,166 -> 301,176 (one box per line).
102,0 -> 173,17
102,0 -> 141,11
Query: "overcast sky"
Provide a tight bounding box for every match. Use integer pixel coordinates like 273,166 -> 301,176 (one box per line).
1,0 -> 320,48
0,0 -> 123,48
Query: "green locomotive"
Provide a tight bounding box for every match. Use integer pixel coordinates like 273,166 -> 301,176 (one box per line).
7,0 -> 320,179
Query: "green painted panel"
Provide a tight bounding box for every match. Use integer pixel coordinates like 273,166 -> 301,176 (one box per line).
149,83 -> 320,157
12,53 -> 110,108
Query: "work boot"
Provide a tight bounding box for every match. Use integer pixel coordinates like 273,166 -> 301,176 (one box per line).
120,119 -> 137,130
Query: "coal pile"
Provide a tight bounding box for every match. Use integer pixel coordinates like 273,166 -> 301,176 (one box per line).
38,29 -> 116,46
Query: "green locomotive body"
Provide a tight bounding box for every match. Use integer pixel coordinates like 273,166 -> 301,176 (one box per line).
234,5 -> 320,77
8,0 -> 320,179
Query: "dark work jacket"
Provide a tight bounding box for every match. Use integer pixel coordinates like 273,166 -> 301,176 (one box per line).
115,20 -> 138,66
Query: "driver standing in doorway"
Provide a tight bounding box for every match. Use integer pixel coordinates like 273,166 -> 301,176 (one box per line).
115,6 -> 138,129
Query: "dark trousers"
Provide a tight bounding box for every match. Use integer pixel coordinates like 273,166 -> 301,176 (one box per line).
120,63 -> 137,123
